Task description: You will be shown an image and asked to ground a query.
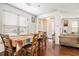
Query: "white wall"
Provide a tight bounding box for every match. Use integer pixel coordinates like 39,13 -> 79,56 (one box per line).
0,10 -> 3,34
42,20 -> 47,32
36,19 -> 42,32
54,12 -> 62,44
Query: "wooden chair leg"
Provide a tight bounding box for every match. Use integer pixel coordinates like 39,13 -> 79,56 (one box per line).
44,39 -> 47,48
33,46 -> 37,56
4,51 -> 7,56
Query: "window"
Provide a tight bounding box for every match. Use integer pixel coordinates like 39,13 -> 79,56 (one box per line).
19,15 -> 28,35
2,11 -> 36,35
3,12 -> 17,25
19,15 -> 27,26
71,21 -> 78,33
3,11 -> 18,35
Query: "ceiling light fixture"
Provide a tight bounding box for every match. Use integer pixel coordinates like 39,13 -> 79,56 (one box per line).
37,5 -> 40,7
26,3 -> 31,6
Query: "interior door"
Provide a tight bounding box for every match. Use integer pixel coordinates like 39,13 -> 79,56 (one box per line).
47,19 -> 55,38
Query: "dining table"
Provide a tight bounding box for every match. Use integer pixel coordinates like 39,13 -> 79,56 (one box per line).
10,34 -> 33,55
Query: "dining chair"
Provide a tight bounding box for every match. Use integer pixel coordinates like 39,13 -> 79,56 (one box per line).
43,32 -> 47,48
17,34 -> 38,56
31,34 -> 38,56
0,34 -> 16,56
16,44 -> 32,56
26,34 -> 38,56
37,32 -> 47,52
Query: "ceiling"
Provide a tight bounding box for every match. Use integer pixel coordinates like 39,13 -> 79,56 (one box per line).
9,3 -> 79,16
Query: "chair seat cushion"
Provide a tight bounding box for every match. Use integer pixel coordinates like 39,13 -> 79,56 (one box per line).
22,44 -> 32,48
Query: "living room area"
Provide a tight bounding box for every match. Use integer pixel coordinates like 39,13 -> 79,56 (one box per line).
0,3 -> 79,56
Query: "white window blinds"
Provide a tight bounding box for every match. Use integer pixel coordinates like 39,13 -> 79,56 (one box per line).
71,21 -> 78,32
19,15 -> 27,26
3,12 -> 17,26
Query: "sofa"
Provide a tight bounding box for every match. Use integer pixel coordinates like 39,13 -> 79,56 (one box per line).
59,34 -> 79,48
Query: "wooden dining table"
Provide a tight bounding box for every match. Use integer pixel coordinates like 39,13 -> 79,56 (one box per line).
10,35 -> 33,55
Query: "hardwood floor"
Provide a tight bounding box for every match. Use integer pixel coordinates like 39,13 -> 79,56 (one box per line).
37,39 -> 79,56
45,44 -> 79,56
0,39 -> 79,56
